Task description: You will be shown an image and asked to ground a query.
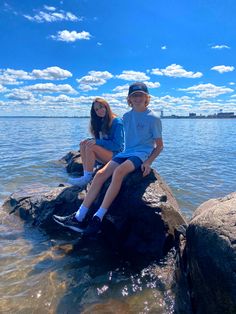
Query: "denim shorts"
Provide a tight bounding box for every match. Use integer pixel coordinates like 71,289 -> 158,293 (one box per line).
112,156 -> 142,170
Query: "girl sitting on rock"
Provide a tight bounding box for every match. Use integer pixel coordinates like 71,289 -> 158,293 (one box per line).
69,97 -> 124,187
55,83 -> 163,235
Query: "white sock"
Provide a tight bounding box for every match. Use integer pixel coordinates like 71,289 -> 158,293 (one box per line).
94,207 -> 108,221
84,171 -> 93,178
75,204 -> 89,222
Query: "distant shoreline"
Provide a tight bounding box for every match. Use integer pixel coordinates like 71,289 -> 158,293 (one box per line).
0,116 -> 236,119
0,116 -> 90,119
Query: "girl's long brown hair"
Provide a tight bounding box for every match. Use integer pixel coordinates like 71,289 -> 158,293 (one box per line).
90,98 -> 116,138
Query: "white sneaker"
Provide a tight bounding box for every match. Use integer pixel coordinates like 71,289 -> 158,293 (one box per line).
68,176 -> 92,187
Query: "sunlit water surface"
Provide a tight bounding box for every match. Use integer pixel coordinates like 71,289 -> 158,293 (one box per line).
0,117 -> 235,313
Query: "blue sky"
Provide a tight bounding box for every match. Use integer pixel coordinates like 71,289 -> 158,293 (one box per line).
0,0 -> 235,116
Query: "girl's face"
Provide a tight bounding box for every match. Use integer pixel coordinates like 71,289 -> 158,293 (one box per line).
129,92 -> 148,111
93,102 -> 107,118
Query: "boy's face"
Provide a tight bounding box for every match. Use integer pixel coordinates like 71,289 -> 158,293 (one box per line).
129,92 -> 148,111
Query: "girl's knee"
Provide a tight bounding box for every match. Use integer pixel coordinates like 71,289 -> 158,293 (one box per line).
85,144 -> 94,153
113,166 -> 126,179
94,169 -> 107,181
80,141 -> 85,149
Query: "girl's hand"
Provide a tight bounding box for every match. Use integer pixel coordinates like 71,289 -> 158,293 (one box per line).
86,139 -> 96,147
141,161 -> 151,177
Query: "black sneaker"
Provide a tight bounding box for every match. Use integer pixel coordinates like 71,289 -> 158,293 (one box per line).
53,212 -> 86,233
83,216 -> 102,236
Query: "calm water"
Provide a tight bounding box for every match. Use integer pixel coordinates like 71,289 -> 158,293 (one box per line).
0,117 -> 236,313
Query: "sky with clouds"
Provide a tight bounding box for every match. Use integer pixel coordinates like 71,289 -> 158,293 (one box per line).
0,0 -> 236,116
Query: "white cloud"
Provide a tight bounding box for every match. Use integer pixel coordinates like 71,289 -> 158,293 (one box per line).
44,5 -> 56,11
229,82 -> 235,85
0,69 -> 32,85
77,76 -> 106,91
41,94 -> 75,103
24,83 -> 77,94
116,70 -> 150,81
144,81 -> 161,89
113,84 -> 129,92
32,66 -> 72,80
88,71 -> 113,80
211,65 -> 235,73
79,84 -> 98,92
211,44 -> 230,49
0,66 -> 72,85
179,83 -> 234,98
0,84 -> 7,93
151,64 -> 203,78
6,90 -> 34,101
161,46 -> 167,50
51,30 -> 91,42
24,9 -> 80,23
77,71 -> 113,91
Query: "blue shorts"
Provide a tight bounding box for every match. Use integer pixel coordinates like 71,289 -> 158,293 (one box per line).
112,156 -> 142,170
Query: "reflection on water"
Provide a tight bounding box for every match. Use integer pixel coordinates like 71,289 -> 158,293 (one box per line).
0,210 -> 176,313
1,117 -> 236,313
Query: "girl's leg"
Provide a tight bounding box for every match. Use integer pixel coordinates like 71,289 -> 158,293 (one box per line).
79,140 -> 87,168
83,144 -> 113,172
70,144 -> 113,187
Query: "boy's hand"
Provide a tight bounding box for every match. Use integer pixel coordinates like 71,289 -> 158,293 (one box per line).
141,161 -> 151,177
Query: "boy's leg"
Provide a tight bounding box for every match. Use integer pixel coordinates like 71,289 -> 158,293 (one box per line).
83,160 -> 136,236
98,160 -> 136,213
82,160 -> 119,209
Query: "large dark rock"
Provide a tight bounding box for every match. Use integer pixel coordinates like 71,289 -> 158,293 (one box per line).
2,184 -> 86,231
185,192 -> 236,314
2,166 -> 186,260
94,168 -> 187,260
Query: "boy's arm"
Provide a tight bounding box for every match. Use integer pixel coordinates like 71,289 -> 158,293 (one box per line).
141,138 -> 164,177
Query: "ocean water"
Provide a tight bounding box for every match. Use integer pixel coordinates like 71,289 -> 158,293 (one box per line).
0,117 -> 236,313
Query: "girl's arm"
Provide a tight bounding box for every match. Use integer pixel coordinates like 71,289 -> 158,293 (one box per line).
95,121 -> 124,152
141,138 -> 164,177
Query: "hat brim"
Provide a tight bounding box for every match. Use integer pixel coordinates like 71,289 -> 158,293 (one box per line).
128,90 -> 149,96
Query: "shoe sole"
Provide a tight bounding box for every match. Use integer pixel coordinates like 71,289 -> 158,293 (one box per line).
53,217 -> 85,233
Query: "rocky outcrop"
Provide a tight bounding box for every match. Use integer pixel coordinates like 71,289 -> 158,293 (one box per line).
2,165 -> 187,261
185,192 -> 236,314
3,184 -> 85,231
91,168 -> 187,260
60,150 -> 83,175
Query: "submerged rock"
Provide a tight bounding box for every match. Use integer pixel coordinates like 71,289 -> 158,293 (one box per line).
185,192 -> 236,314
